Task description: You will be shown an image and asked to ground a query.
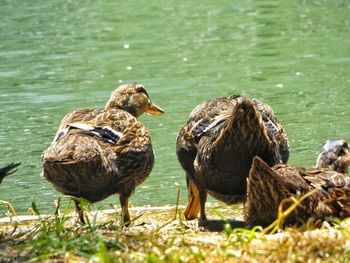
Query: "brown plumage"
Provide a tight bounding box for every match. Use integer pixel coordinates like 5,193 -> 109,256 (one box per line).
244,140 -> 350,227
316,139 -> 350,173
42,83 -> 164,224
176,95 -> 289,225
0,163 -> 21,184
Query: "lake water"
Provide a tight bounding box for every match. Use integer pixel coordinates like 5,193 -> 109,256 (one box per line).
1,0 -> 349,214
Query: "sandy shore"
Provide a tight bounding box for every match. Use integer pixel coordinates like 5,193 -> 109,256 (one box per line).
0,204 -> 349,262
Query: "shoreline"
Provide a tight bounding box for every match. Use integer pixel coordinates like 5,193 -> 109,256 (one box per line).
0,204 -> 187,224
1,204 -> 349,262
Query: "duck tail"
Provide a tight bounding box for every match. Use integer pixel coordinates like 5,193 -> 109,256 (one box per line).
221,99 -> 267,144
244,156 -> 284,226
212,99 -> 280,166
0,162 -> 21,183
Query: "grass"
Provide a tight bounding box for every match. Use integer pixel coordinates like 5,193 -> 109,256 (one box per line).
1,193 -> 350,262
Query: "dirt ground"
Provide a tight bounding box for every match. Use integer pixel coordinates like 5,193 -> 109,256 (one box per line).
0,204 -> 349,262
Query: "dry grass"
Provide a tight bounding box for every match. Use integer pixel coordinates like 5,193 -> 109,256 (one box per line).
0,200 -> 349,263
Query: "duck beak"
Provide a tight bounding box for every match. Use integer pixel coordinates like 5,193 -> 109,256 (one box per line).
144,101 -> 164,115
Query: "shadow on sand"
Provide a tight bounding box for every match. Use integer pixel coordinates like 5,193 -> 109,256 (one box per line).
201,219 -> 246,232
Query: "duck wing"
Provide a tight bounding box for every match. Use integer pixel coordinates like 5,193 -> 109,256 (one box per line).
176,97 -> 237,176
42,109 -> 153,201
252,98 -> 289,163
52,109 -> 104,142
302,169 -> 350,193
180,96 -> 237,142
301,170 -> 350,219
68,122 -> 123,144
44,109 -> 150,170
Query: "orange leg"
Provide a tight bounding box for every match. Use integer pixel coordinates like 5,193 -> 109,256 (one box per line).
183,178 -> 201,220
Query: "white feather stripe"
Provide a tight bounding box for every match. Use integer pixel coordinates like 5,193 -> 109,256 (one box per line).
101,126 -> 124,139
69,122 -> 94,131
68,123 -> 124,139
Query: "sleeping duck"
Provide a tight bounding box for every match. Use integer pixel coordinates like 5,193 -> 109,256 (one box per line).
176,95 -> 289,225
244,139 -> 350,227
0,163 -> 21,184
42,83 -> 164,224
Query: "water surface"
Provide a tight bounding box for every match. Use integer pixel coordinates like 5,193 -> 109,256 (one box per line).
1,0 -> 349,214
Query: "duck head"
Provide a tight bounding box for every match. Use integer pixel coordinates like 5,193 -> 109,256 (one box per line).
105,83 -> 164,117
315,139 -> 350,173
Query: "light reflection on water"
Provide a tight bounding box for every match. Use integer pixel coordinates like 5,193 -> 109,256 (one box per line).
0,0 -> 349,214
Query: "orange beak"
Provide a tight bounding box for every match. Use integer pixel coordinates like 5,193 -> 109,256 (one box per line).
144,101 -> 164,115
183,180 -> 200,220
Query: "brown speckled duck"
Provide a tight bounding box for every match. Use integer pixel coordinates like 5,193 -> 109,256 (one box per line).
244,139 -> 350,227
42,83 -> 164,224
0,163 -> 21,184
315,139 -> 350,173
176,95 -> 289,225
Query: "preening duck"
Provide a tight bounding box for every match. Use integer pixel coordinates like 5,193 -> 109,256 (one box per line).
244,139 -> 350,227
42,83 -> 164,224
176,95 -> 289,225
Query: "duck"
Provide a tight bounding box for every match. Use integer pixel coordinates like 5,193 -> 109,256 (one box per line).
176,95 -> 289,225
0,163 -> 21,184
42,83 -> 164,224
244,139 -> 350,227
315,139 -> 350,173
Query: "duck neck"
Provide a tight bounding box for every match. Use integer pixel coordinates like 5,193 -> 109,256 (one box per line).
105,102 -> 140,118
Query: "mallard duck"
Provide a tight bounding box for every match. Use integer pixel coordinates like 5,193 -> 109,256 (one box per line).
176,95 -> 289,225
0,163 -> 21,183
42,83 -> 164,224
244,139 -> 350,227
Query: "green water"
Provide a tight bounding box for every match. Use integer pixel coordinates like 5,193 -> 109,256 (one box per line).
1,0 -> 349,214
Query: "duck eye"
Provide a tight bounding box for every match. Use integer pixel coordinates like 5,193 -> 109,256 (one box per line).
328,158 -> 334,165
